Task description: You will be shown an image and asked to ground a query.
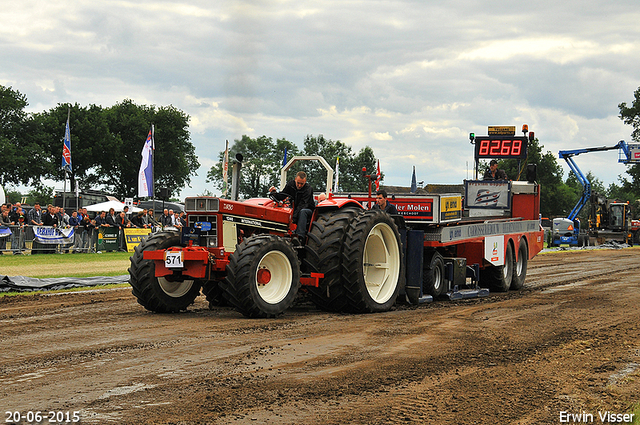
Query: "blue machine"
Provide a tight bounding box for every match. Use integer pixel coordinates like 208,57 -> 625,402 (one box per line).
551,141 -> 634,247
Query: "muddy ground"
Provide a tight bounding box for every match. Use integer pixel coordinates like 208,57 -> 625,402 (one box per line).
1,248 -> 639,425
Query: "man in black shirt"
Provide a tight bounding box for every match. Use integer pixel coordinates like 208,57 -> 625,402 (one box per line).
42,204 -> 59,227
483,160 -> 508,180
269,171 -> 320,239
372,189 -> 398,214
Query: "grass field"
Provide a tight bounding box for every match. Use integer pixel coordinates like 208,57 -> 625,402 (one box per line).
0,251 -> 132,278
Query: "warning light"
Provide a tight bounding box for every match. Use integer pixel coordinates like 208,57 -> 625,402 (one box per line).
529,131 -> 535,141
522,124 -> 529,134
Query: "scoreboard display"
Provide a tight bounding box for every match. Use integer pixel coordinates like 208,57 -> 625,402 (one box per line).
474,136 -> 528,160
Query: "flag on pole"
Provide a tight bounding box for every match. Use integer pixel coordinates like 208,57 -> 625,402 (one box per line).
138,126 -> 154,198
411,166 -> 417,193
375,160 -> 381,191
222,140 -> 229,197
283,147 -> 288,167
333,156 -> 340,193
61,117 -> 72,172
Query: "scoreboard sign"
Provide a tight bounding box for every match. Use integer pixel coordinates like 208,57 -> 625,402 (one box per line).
474,136 -> 528,160
488,126 -> 516,136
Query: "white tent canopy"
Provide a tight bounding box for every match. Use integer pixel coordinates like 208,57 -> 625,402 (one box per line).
84,200 -> 143,213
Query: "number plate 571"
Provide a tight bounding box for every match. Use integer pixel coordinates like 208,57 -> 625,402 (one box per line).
164,251 -> 184,268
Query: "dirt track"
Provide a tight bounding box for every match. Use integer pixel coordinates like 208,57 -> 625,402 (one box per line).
1,248 -> 639,424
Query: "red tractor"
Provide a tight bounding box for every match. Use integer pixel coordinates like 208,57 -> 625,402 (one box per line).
128,156 -> 405,318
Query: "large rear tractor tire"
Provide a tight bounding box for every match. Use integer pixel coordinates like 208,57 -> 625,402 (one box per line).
424,251 -> 447,297
222,234 -> 300,318
303,208 -> 362,312
128,231 -> 202,313
481,241 -> 515,292
510,238 -> 528,290
341,209 -> 404,313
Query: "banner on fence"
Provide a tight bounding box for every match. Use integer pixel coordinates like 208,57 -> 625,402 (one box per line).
124,228 -> 151,252
0,227 -> 11,239
33,226 -> 74,244
97,227 -> 119,252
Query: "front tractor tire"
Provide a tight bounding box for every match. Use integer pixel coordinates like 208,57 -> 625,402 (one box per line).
128,231 -> 202,313
342,209 -> 405,313
222,234 -> 300,318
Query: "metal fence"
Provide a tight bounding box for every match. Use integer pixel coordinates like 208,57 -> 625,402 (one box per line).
0,225 -> 99,254
0,224 -> 175,254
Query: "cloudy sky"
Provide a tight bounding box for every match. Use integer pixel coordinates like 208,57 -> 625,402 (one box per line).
3,0 -> 640,198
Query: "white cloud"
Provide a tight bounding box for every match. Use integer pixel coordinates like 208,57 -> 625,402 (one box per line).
2,0 -> 640,198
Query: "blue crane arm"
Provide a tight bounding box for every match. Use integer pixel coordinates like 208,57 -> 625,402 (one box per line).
563,156 -> 590,220
558,141 -> 630,221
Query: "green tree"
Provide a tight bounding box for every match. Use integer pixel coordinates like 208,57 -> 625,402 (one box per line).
565,171 -> 605,221
29,99 -> 198,200
618,86 -> 640,200
491,138 -> 570,217
0,85 -> 47,186
3,187 -> 23,204
30,102 -> 111,190
302,135 -> 377,193
207,135 -> 298,199
206,134 -> 378,199
27,181 -> 54,205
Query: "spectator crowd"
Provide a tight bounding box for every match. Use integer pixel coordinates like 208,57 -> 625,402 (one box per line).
0,202 -> 186,254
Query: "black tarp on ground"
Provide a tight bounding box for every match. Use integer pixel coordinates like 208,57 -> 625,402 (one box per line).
0,275 -> 129,292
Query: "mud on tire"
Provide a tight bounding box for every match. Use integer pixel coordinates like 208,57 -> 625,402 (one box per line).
221,234 -> 300,318
128,231 -> 202,313
341,209 -> 404,313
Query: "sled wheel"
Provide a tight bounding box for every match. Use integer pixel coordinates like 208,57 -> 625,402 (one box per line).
222,234 -> 300,318
481,241 -> 514,292
342,209 -> 404,313
303,208 -> 362,312
128,231 -> 201,313
424,251 -> 447,297
510,238 -> 528,290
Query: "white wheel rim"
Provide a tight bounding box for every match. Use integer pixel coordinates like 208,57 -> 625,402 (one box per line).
256,250 -> 292,304
363,222 -> 401,304
158,277 -> 194,298
516,249 -> 524,276
433,261 -> 443,291
503,246 -> 512,279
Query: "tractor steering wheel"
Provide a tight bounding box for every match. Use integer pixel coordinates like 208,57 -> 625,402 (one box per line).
269,191 -> 293,207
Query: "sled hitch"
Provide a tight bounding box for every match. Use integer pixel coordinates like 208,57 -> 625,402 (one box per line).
445,263 -> 490,300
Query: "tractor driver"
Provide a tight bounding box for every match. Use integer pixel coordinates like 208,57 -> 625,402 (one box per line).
269,171 -> 325,240
372,189 -> 398,214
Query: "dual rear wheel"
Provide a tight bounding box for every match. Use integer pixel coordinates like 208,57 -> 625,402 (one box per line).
223,209 -> 404,317
305,209 -> 404,313
481,238 -> 528,292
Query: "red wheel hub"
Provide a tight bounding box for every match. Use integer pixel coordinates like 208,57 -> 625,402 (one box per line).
257,268 -> 272,285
